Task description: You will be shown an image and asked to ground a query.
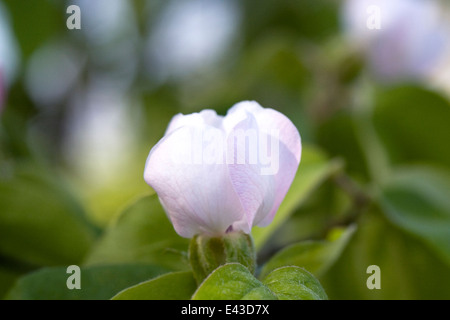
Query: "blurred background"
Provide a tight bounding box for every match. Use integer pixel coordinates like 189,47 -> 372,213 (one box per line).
1,0 -> 450,299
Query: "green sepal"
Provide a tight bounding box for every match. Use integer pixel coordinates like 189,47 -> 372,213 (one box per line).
189,231 -> 256,284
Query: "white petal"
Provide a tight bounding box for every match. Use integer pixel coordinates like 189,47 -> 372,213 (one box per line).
165,109 -> 223,135
257,140 -> 300,227
225,111 -> 275,233
252,108 -> 301,227
222,100 -> 262,134
224,100 -> 301,228
144,124 -> 244,238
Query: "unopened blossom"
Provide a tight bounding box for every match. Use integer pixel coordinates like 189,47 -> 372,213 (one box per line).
342,0 -> 449,82
144,101 -> 301,238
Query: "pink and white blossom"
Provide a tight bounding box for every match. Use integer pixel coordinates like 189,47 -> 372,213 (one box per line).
144,101 -> 301,238
342,0 -> 449,82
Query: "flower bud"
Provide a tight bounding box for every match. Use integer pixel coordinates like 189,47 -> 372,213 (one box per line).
144,101 -> 301,238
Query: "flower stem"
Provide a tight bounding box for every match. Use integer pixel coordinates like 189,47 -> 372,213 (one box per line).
189,231 -> 256,285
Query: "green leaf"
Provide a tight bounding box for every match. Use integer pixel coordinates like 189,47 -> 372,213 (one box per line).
4,1 -> 64,59
262,266 -> 328,300
320,206 -> 450,299
317,110 -> 371,181
0,266 -> 22,299
0,164 -> 98,266
192,263 -> 276,300
112,271 -> 196,300
252,145 -> 343,249
84,194 -> 189,271
373,85 -> 450,169
380,166 -> 450,266
241,0 -> 339,42
5,264 -> 167,300
259,225 -> 356,279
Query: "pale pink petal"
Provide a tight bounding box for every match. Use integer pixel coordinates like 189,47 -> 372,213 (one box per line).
225,101 -> 301,162
224,100 -> 301,228
253,107 -> 301,163
222,101 -> 262,134
144,124 -> 244,238
165,109 -> 223,135
252,108 -> 301,227
225,111 -> 275,233
257,141 -> 299,227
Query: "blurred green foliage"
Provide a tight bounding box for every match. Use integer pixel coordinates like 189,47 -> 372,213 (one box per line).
6,264 -> 168,300
0,0 -> 449,299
